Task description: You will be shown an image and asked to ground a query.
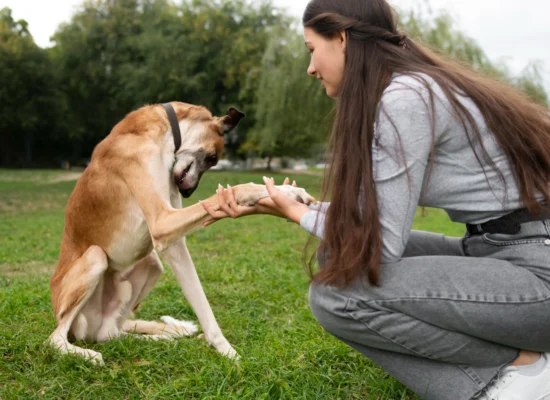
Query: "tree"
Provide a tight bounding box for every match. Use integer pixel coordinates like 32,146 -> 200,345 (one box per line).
50,0 -> 288,161
511,62 -> 548,107
245,6 -> 548,168
399,9 -> 548,106
1,1 -> 546,167
245,26 -> 333,168
0,7 -> 64,166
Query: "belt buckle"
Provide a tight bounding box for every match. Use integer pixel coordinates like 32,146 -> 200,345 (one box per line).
474,223 -> 484,234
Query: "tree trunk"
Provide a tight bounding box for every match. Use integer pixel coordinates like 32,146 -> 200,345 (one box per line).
266,156 -> 272,171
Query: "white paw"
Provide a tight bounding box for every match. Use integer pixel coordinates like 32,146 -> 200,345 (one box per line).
208,335 -> 240,360
234,183 -> 268,206
81,349 -> 105,366
48,335 -> 104,366
160,315 -> 199,336
275,185 -> 316,205
223,346 -> 240,360
137,334 -> 171,341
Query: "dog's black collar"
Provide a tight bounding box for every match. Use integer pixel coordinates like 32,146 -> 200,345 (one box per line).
162,103 -> 182,153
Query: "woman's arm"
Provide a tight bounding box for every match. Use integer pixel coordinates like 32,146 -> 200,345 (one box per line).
299,209 -> 326,239
372,76 -> 452,262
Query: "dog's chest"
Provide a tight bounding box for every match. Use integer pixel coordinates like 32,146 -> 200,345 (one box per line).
107,204 -> 153,270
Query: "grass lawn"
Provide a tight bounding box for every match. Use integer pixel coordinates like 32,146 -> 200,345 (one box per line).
0,168 -> 466,399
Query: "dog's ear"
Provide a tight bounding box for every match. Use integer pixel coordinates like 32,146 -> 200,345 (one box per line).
221,107 -> 245,135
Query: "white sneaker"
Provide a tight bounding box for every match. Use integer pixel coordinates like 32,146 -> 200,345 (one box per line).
477,353 -> 550,400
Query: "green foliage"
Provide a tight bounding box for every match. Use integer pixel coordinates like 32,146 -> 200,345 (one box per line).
0,8 -> 65,166
49,0 -> 288,160
398,9 -> 549,106
0,1 -> 548,167
245,27 -> 333,161
243,7 -> 548,160
510,62 -> 548,107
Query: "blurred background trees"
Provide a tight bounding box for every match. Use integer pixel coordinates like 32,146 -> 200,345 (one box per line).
0,0 -> 547,167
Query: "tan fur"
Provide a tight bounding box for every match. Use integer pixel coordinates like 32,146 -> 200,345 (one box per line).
48,102 -> 315,364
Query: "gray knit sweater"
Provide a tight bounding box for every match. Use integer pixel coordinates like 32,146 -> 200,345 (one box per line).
300,74 -> 538,263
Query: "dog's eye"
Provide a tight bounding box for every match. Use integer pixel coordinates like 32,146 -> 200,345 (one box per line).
205,156 -> 218,167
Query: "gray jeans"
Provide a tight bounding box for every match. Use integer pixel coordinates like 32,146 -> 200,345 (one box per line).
309,221 -> 550,400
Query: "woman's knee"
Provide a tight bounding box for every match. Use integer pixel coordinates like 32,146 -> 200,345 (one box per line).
308,282 -> 350,335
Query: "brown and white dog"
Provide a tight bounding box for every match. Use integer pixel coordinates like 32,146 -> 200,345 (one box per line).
48,102 -> 315,364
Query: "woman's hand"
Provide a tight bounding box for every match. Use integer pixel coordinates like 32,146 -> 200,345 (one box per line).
200,183 -> 279,227
200,177 -> 309,227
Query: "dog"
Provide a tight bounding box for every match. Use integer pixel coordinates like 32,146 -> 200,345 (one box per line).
48,102 -> 315,364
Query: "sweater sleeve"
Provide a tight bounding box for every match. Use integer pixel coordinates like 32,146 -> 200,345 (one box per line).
298,202 -> 330,239
300,209 -> 326,239
309,201 -> 330,213
374,78 -> 443,262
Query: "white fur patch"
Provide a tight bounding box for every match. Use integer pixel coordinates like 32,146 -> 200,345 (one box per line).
160,315 -> 199,336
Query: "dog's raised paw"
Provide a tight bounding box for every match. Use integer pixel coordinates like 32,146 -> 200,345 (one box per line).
275,186 -> 316,205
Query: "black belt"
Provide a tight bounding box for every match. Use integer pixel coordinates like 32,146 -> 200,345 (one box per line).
466,208 -> 550,235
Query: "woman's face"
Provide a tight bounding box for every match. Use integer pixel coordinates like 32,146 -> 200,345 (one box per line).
304,27 -> 346,99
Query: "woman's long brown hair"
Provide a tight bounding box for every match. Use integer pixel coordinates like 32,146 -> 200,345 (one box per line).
303,0 -> 550,287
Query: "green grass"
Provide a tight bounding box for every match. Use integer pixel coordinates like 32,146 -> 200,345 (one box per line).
0,168 -> 465,399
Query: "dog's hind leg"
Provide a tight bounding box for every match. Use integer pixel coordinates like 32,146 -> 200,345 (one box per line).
118,251 -> 198,339
48,245 -> 108,365
160,237 -> 238,359
122,318 -> 198,339
117,251 -> 164,323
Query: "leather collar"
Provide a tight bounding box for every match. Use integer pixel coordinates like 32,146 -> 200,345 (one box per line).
162,103 -> 181,152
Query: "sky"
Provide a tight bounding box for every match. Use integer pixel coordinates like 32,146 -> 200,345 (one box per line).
3,0 -> 549,92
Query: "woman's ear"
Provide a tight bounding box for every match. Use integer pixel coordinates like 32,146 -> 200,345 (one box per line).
338,30 -> 347,51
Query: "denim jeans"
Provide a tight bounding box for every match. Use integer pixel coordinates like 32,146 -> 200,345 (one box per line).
309,221 -> 550,400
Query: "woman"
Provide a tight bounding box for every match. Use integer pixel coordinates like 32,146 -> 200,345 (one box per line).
201,0 -> 550,399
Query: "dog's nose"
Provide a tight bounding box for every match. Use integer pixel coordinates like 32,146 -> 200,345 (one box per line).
180,187 -> 196,198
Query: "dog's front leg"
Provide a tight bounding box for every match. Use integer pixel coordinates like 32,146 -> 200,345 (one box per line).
160,237 -> 238,359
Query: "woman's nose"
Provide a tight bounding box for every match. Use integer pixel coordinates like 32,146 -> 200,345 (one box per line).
307,60 -> 316,77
